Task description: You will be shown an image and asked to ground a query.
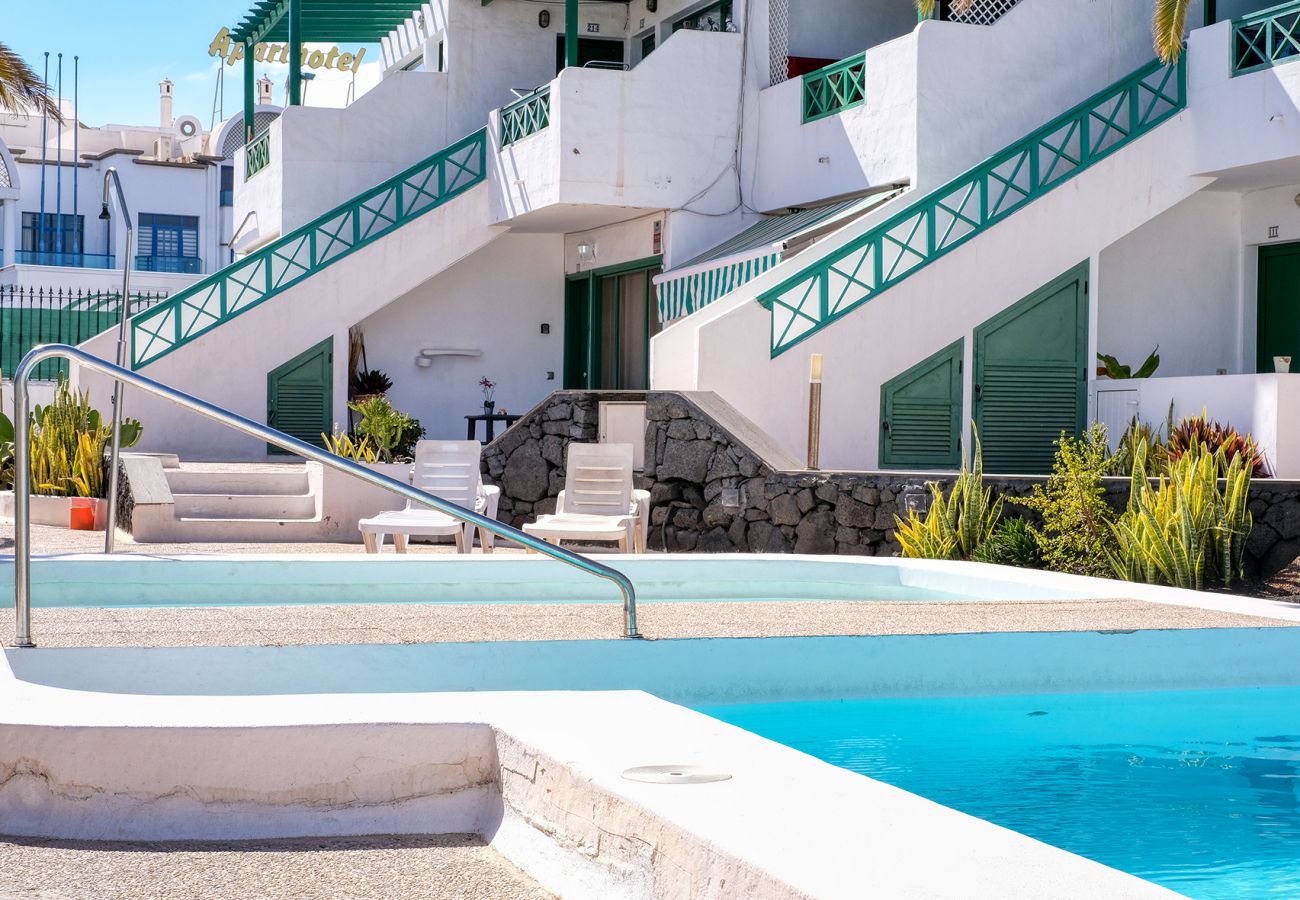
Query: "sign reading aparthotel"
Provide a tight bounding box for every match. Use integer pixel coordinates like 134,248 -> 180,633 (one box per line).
209,27 -> 366,73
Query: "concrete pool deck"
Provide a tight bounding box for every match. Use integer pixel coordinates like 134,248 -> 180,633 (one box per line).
0,834 -> 554,900
3,597 -> 1295,648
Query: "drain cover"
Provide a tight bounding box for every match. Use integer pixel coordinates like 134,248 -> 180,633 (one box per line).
621,765 -> 732,785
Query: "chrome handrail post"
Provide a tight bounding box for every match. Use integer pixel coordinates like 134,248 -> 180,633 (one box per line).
101,167 -> 134,555
12,353 -> 34,648
10,344 -> 639,647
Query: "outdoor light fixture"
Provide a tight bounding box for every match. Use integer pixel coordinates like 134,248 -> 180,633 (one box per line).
647,0 -> 658,11
576,241 -> 595,262
539,9 -> 550,27
807,353 -> 823,470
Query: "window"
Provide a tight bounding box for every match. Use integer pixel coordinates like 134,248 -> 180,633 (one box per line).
220,166 -> 234,207
672,1 -> 734,33
138,213 -> 201,273
139,213 -> 199,259
21,212 -> 84,255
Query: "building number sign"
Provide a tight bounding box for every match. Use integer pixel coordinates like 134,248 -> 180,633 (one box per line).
587,23 -> 600,32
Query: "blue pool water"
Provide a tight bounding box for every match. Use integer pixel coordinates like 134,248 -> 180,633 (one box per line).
698,686 -> 1300,899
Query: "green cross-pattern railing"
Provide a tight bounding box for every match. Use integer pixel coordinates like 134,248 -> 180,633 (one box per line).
1232,0 -> 1300,75
132,128 -> 487,368
245,130 -> 272,179
802,53 -> 866,123
500,86 -> 551,146
761,57 -> 1186,356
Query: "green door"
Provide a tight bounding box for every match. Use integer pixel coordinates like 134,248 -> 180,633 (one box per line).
1257,242 -> 1300,372
267,338 -> 333,454
562,258 -> 662,390
973,263 -> 1088,474
880,339 -> 963,469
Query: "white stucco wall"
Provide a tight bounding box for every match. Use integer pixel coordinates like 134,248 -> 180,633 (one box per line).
490,30 -> 745,226
789,0 -> 915,62
754,0 -> 1167,212
357,232 -> 565,440
76,186 -> 504,460
1097,190 -> 1243,379
657,110 -> 1209,469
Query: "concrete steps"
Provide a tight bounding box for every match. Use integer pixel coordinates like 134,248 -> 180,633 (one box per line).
126,457 -> 332,543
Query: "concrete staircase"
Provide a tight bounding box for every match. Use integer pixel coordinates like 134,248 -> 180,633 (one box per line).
125,457 -> 328,543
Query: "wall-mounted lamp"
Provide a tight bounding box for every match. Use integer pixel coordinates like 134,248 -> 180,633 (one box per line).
807,353 -> 823,470
539,9 -> 551,27
576,241 -> 596,262
647,0 -> 658,11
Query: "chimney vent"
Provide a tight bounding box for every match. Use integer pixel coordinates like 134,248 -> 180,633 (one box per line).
159,78 -> 174,128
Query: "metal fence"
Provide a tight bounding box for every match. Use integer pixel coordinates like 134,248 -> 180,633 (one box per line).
0,285 -> 168,381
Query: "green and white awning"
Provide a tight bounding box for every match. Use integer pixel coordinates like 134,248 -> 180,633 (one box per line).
653,189 -> 904,324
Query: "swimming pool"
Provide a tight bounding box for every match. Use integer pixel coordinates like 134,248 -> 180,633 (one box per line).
699,685 -> 1300,900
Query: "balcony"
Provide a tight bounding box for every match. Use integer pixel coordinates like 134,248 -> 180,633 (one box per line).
490,29 -> 744,231
16,251 -> 116,270
135,255 -> 202,275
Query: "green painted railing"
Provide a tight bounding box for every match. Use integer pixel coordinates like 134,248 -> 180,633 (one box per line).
761,57 -> 1186,356
245,130 -> 271,179
500,86 -> 551,146
1231,0 -> 1300,75
802,53 -> 866,123
132,128 -> 488,368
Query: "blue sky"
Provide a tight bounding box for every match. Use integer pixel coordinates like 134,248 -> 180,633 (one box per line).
8,1 -> 379,128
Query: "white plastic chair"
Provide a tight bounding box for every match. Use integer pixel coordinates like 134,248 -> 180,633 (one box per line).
358,440 -> 500,553
522,443 -> 649,552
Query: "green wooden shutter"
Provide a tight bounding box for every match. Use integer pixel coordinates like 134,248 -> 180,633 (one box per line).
973,263 -> 1088,474
267,338 -> 333,454
880,339 -> 964,469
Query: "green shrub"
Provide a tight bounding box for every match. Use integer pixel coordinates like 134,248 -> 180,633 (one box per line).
1108,440 -> 1252,590
1020,424 -> 1117,578
349,396 -> 425,463
895,432 -> 1002,561
971,517 -> 1042,568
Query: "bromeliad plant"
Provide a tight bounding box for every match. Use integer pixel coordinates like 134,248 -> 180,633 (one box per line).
27,378 -> 143,498
895,431 -> 1003,561
1108,440 -> 1252,590
1166,412 -> 1268,478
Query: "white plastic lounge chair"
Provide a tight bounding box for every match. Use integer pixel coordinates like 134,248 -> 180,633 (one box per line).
358,440 -> 500,553
521,442 -> 649,552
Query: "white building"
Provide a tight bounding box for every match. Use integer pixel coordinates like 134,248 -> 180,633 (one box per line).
0,76 -> 282,295
70,0 -> 1300,482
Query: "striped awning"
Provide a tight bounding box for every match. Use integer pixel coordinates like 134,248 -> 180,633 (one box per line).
656,249 -> 781,323
653,189 -> 904,324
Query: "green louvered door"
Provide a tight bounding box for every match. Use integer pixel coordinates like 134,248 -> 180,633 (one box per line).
973,263 -> 1088,474
266,338 -> 333,454
880,340 -> 964,469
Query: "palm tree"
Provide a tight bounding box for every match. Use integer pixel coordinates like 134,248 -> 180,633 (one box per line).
0,41 -> 59,120
1152,0 -> 1193,63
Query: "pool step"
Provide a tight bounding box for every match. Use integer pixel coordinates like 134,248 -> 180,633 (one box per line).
171,492 -> 317,520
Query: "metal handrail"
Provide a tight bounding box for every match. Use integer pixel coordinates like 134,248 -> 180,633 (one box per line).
9,345 -> 640,647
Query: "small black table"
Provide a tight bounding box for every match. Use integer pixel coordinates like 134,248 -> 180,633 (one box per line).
465,412 -> 523,442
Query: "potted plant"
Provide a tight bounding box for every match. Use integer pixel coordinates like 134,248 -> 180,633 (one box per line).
0,378 -> 143,530
349,368 -> 393,405
479,376 -> 497,415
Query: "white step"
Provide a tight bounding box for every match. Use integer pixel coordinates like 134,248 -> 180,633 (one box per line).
167,517 -> 333,543
164,465 -> 310,496
171,492 -> 317,520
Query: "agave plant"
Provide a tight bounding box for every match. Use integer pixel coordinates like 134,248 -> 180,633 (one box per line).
895,429 -> 1002,560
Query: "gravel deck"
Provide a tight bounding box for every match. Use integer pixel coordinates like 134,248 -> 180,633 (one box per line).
3,598 -> 1292,648
0,834 -> 553,900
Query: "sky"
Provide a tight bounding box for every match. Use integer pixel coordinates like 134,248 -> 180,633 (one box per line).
7,1 -> 382,129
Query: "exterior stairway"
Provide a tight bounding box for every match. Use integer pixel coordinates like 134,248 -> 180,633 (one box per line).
76,129 -> 501,461
126,458 -> 328,543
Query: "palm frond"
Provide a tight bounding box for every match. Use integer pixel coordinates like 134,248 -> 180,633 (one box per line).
915,0 -> 938,18
0,42 -> 60,121
1153,0 -> 1193,64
